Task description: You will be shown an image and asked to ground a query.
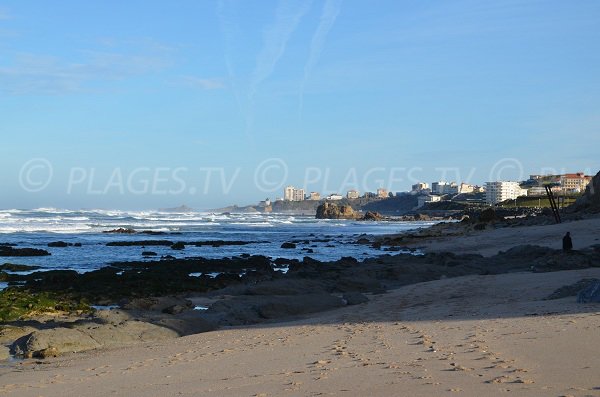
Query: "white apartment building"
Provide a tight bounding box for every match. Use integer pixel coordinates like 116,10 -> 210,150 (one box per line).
346,190 -> 360,199
283,186 -> 305,201
376,188 -> 388,198
431,181 -> 458,195
417,194 -> 442,208
485,181 -> 528,205
458,183 -> 474,194
411,182 -> 429,192
327,194 -> 343,200
308,192 -> 321,200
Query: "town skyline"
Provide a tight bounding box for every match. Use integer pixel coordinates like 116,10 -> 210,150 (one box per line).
270,170 -> 593,208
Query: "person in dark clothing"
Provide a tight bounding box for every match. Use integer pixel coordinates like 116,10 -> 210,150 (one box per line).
562,232 -> 573,252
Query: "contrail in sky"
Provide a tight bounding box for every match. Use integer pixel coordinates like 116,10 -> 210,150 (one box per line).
248,0 -> 313,102
299,0 -> 342,121
217,0 -> 243,115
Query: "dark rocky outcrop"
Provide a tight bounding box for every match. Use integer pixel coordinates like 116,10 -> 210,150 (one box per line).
316,203 -> 359,220
171,242 -> 185,250
281,242 -> 296,249
103,228 -> 136,234
0,246 -> 50,257
0,263 -> 41,272
48,241 -> 69,248
362,211 -> 384,221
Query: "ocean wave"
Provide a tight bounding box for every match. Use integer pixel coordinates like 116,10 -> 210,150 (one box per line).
0,224 -> 94,233
229,222 -> 274,227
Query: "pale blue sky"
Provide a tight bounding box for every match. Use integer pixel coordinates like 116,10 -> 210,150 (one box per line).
1,1 -> 599,209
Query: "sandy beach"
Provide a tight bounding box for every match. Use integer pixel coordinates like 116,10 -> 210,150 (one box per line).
406,216 -> 600,257
1,265 -> 599,397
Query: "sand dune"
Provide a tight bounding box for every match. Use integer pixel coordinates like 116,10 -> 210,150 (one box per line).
1,267 -> 599,396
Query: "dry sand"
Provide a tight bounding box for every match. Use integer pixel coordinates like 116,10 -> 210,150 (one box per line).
1,267 -> 599,397
407,216 -> 600,256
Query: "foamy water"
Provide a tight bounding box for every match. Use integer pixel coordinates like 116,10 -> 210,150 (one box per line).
0,208 -> 435,272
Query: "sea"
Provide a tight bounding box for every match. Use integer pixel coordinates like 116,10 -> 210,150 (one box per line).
0,208 -> 435,274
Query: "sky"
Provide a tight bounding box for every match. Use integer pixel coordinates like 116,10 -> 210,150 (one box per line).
1,0 -> 599,210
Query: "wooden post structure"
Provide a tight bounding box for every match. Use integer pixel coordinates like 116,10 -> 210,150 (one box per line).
544,185 -> 561,224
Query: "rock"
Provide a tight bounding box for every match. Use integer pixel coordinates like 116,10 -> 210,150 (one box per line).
343,292 -> 369,305
256,294 -> 345,319
478,208 -> 503,223
47,241 -> 69,247
103,228 -> 136,234
577,280 -> 600,303
80,321 -> 177,347
315,202 -> 359,220
0,263 -> 41,272
0,246 -> 51,257
142,251 -> 157,256
0,325 -> 37,345
162,304 -> 187,315
37,346 -> 60,359
362,211 -> 384,221
154,315 -> 217,336
73,243 -> 82,247
208,294 -> 345,325
281,242 -> 296,249
171,242 -> 185,250
12,328 -> 101,358
123,297 -> 192,312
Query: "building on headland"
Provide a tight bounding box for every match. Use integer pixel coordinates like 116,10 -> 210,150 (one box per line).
458,183 -> 475,194
326,193 -> 343,200
485,181 -> 528,205
431,181 -> 458,195
527,186 -> 547,196
283,186 -> 305,201
560,172 -> 592,193
411,182 -> 429,192
258,198 -> 271,207
376,188 -> 388,198
346,190 -> 360,199
417,194 -> 442,208
363,192 -> 377,199
308,192 -> 321,200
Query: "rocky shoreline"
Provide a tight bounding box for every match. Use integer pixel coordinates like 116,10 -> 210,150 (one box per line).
2,230 -> 600,360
